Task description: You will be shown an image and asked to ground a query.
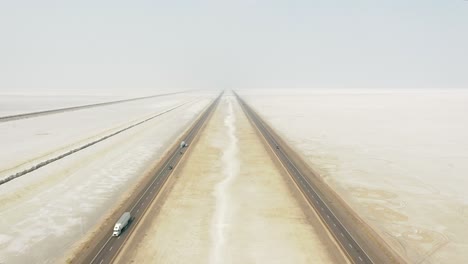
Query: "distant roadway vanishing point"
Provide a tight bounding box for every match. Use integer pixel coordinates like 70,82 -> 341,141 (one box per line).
76,91 -> 403,264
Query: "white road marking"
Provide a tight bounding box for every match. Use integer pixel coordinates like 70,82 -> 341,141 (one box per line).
359,256 -> 364,262
348,243 -> 353,248
90,236 -> 112,264
333,223 -> 337,227
109,246 -> 113,251
327,215 -> 330,218
341,232 -> 344,237
99,260 -> 104,264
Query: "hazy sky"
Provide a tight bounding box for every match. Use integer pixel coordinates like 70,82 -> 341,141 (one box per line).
1,0 -> 467,93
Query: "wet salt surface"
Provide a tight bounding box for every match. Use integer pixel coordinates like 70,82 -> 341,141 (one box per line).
239,89 -> 468,263
0,93 -> 199,180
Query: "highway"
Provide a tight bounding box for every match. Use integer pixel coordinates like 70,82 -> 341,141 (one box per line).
0,90 -> 191,123
76,92 -> 222,264
234,92 -> 375,264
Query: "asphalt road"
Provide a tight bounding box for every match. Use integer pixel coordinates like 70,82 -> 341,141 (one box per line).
78,93 -> 222,264
0,90 -> 191,123
234,92 -> 374,264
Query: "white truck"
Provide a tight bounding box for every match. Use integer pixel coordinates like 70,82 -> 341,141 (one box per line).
113,212 -> 131,237
180,141 -> 188,148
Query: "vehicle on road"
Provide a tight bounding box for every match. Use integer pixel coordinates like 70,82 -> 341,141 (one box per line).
180,141 -> 188,148
113,212 -> 131,237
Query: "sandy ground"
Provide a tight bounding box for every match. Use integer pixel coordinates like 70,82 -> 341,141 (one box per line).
117,95 -> 344,263
0,96 -> 216,264
238,89 -> 468,263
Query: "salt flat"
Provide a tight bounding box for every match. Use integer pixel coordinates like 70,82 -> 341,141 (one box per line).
238,89 -> 468,263
0,92 -> 216,264
0,92 -> 201,181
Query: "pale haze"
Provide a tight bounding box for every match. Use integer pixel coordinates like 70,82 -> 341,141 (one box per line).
1,0 -> 467,94
1,2 -> 468,263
